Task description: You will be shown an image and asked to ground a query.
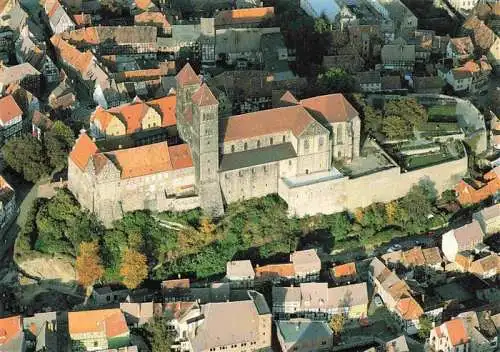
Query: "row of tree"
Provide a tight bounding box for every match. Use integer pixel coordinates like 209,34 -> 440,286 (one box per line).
17,179 -> 453,291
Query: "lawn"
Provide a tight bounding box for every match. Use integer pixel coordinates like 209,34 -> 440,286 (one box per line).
427,104 -> 457,117
405,152 -> 453,170
418,122 -> 461,137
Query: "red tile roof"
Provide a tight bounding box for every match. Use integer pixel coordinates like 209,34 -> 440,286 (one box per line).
68,309 -> 128,338
333,262 -> 357,278
222,105 -> 315,142
0,95 -> 22,124
149,95 -> 176,127
300,93 -> 358,124
134,11 -> 170,28
396,297 -> 424,320
446,319 -> 469,346
192,83 -> 218,107
109,101 -> 150,134
176,63 -> 200,87
161,278 -> 190,289
69,133 -> 98,170
169,144 -> 194,169
0,316 -> 22,346
255,263 -> 295,278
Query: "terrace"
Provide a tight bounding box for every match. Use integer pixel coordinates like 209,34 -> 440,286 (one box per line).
340,138 -> 397,178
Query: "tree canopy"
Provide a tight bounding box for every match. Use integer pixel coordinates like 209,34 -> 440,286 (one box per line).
2,136 -> 50,182
317,68 -> 355,94
76,241 -> 104,287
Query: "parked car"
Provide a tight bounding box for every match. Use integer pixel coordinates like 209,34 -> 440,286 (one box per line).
387,244 -> 402,253
373,295 -> 384,307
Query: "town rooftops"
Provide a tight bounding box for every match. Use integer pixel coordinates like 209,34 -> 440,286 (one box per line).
470,253 -> 499,275
0,95 -> 22,125
68,308 -> 128,338
449,37 -> 474,55
276,319 -> 332,344
190,299 -> 266,351
402,246 -> 425,267
134,11 -> 169,27
439,319 -> 470,346
421,247 -> 443,266
452,220 -> 484,251
50,35 -> 95,74
395,297 -> 423,320
62,26 -> 157,45
0,315 -> 23,350
299,93 -> 358,124
386,336 -> 409,352
214,7 -> 275,27
474,203 -> 500,221
290,249 -> 321,274
163,301 -> 198,321
226,260 -> 255,279
0,63 -> 40,85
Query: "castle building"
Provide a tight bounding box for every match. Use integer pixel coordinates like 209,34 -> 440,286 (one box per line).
68,63 -> 466,225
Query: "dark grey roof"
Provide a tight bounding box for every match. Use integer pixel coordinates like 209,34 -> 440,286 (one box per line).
219,143 -> 297,172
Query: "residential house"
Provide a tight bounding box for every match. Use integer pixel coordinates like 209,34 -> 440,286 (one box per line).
440,59 -> 492,94
15,28 -> 59,83
72,13 -> 92,28
214,7 -> 275,29
469,254 -> 499,279
89,95 -> 177,145
91,286 -> 129,306
429,319 -> 470,352
44,0 -> 75,34
449,0 -> 480,12
163,301 -> 202,350
272,282 -> 369,320
290,249 -> 321,282
462,16 -> 496,54
323,50 -> 365,73
0,95 -> 23,146
330,262 -> 357,284
438,67 -> 473,93
254,263 -> 296,283
368,258 -> 424,334
31,111 -> 53,141
226,260 -> 255,288
447,37 -> 475,65
120,302 -> 159,327
276,319 -> 333,352
0,315 -> 25,352
48,77 -> 77,111
161,278 -> 191,302
68,309 -> 130,351
22,312 -> 58,352
356,71 -> 382,92
455,166 -> 500,205
381,43 -> 416,70
441,220 -> 485,262
61,26 -> 158,58
473,203 -> 500,236
457,311 -> 498,351
452,251 -> 475,272
188,291 -> 272,352
0,63 -> 41,96
156,24 -> 201,59
134,12 -> 171,36
385,335 -> 409,352
376,0 -> 418,38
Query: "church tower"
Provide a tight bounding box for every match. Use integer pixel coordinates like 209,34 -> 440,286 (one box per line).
176,63 -> 224,217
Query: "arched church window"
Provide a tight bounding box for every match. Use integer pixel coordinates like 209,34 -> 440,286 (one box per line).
244,142 -> 248,151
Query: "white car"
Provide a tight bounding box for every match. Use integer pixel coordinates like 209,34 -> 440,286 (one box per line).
373,295 -> 384,307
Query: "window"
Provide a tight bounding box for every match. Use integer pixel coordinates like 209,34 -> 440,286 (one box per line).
252,168 -> 255,174
231,145 -> 235,153
239,171 -> 243,177
94,341 -> 99,347
319,137 -> 324,147
304,139 -> 310,150
321,341 -> 327,345
306,169 -> 309,174
257,140 -> 260,147
288,160 -> 292,166
282,135 -> 286,143
270,137 -> 273,145
244,142 -> 248,151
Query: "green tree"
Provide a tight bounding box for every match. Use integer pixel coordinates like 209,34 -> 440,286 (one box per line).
317,68 -> 355,94
385,98 -> 428,129
418,315 -> 433,339
382,115 -> 412,140
329,314 -> 345,336
2,135 -> 50,182
143,315 -> 174,352
363,106 -> 383,134
44,121 -> 75,170
314,16 -> 330,34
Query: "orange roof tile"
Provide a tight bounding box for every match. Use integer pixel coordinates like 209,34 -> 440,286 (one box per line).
222,105 -> 315,142
300,93 -> 358,124
0,95 -> 22,124
91,106 -> 116,130
192,83 -> 218,107
446,319 -> 469,346
109,142 -> 192,179
73,13 -> 91,26
0,316 -> 22,346
176,63 -> 200,87
162,278 -> 190,289
134,0 -> 155,10
109,101 -> 149,134
149,95 -> 176,127
255,263 -> 295,278
68,309 -> 128,338
168,144 -> 193,169
280,91 -> 298,105
402,247 -> 426,267
214,7 -> 275,26
396,297 -> 423,320
164,301 -> 197,320
51,35 -> 94,74
69,133 -> 98,170
333,262 -> 357,278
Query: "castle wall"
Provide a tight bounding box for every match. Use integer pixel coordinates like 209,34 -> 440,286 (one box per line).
68,159 -> 95,212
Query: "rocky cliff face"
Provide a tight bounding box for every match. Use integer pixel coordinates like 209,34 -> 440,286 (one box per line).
17,256 -> 76,283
